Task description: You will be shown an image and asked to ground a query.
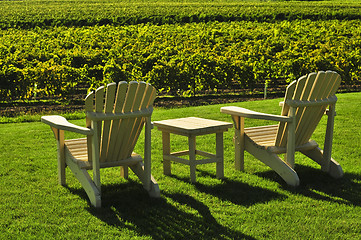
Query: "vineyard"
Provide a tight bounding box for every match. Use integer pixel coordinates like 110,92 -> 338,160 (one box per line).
1,0 -> 361,101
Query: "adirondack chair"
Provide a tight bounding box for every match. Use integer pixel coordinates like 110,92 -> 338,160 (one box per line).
41,81 -> 160,207
221,71 -> 344,186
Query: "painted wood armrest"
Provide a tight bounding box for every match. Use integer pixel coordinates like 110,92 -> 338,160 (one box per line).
220,106 -> 292,122
41,115 -> 93,135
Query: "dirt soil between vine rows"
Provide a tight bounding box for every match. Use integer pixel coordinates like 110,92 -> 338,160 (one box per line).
1,93 -> 273,118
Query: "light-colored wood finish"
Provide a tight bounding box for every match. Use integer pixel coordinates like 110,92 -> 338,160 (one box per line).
42,116 -> 93,135
42,81 -> 160,207
221,106 -> 292,123
154,117 -> 233,136
162,132 -> 171,175
221,71 -> 344,186
232,115 -> 245,171
154,117 -> 232,183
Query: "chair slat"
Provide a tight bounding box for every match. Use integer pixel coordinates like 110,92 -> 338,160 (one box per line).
282,75 -> 309,145
84,92 -> 94,161
95,86 -> 105,112
257,140 -> 276,146
65,138 -> 88,162
114,81 -> 129,112
117,82 -> 147,160
107,82 -> 129,161
246,125 -> 277,145
244,124 -> 278,133
276,78 -> 298,147
276,71 -> 339,147
292,72 -> 318,145
100,83 -> 117,162
126,83 -> 157,157
123,82 -> 150,158
85,92 -> 94,130
297,72 -> 326,144
302,72 -> 339,144
246,128 -> 278,137
85,92 -> 94,115
319,71 -> 334,98
301,72 -> 318,100
294,72 -> 321,145
297,71 -> 337,145
110,82 -> 139,161
65,138 -> 87,145
329,72 -> 341,96
94,86 -> 105,144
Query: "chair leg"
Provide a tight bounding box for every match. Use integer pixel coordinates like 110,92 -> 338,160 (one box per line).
245,140 -> 300,186
56,135 -> 66,186
65,158 -> 101,208
301,147 -> 344,179
53,128 -> 66,185
120,166 -> 129,179
129,162 -> 160,198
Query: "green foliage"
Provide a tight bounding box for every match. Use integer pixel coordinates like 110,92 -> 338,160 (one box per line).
1,0 -> 361,29
1,20 -> 361,100
0,0 -> 361,100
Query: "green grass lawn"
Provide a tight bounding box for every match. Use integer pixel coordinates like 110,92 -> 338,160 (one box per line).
1,92 -> 361,239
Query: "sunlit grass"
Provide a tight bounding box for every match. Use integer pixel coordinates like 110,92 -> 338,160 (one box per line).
0,92 -> 360,239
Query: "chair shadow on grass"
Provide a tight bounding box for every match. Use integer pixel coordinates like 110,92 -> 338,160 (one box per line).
256,165 -> 361,206
173,169 -> 287,207
68,180 -> 256,240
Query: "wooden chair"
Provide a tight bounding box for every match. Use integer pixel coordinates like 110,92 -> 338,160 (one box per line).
42,81 -> 160,207
221,71 -> 344,186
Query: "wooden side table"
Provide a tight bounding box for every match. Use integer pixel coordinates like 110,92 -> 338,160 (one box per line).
153,117 -> 233,182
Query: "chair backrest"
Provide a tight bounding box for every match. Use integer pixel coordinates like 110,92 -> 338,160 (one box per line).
84,81 -> 156,162
275,71 -> 341,147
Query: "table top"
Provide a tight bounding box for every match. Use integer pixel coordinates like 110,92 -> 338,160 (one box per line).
153,117 -> 233,136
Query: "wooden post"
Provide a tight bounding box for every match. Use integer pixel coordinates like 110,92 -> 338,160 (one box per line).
162,131 -> 171,175
322,104 -> 336,172
216,132 -> 224,179
91,121 -> 101,193
54,128 -> 66,186
120,166 -> 129,179
189,135 -> 197,183
286,107 -> 296,168
143,117 -> 152,191
232,116 -> 245,171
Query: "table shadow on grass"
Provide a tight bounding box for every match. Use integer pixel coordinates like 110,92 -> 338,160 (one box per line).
80,180 -> 256,240
256,165 -> 361,206
170,170 -> 286,207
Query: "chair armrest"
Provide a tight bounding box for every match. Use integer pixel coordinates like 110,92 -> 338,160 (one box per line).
41,115 -> 93,135
220,106 -> 292,122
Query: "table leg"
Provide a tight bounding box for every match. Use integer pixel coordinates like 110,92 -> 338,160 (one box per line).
162,131 -> 171,175
233,116 -> 245,171
189,135 -> 196,183
216,132 -> 224,179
